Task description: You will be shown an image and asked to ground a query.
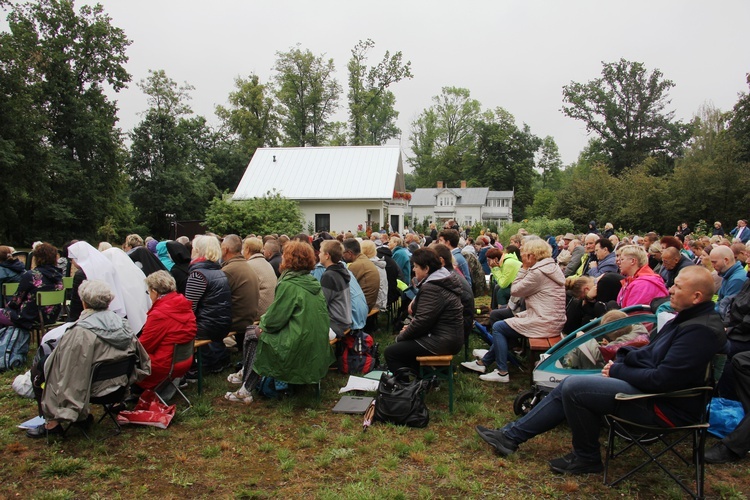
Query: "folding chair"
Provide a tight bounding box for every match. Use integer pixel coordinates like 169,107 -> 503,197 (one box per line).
2,282 -> 19,307
153,340 -> 194,412
603,385 -> 714,499
76,355 -> 136,440
31,289 -> 66,346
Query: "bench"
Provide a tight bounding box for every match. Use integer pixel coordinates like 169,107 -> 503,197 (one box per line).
525,335 -> 563,383
416,355 -> 455,413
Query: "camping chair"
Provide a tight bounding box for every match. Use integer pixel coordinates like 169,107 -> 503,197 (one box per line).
31,289 -> 66,346
77,355 -> 136,440
2,282 -> 19,307
153,340 -> 195,412
603,379 -> 714,499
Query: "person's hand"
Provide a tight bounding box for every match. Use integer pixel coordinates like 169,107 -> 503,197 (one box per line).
589,261 -> 597,269
602,360 -> 614,377
585,285 -> 597,301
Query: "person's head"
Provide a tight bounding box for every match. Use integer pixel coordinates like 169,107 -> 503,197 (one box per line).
431,243 -> 454,271
660,235 -> 683,251
438,229 -> 460,249
0,245 -> 13,262
263,239 -> 280,260
583,233 -> 598,254
342,238 -> 361,263
221,234 -> 243,259
291,233 -> 310,244
568,275 -> 594,299
145,270 -> 177,302
320,240 -> 344,266
709,245 -> 735,274
594,237 -> 613,260
242,237 -> 264,259
360,240 -> 377,259
568,239 -> 581,252
661,247 -> 682,271
32,242 -> 58,267
599,310 -> 633,341
714,221 -> 722,229
731,242 -> 748,264
521,238 -> 552,267
618,245 -> 648,276
642,232 -> 658,249
411,247 -> 442,281
78,279 -> 115,311
280,241 -> 317,273
98,242 -> 112,252
669,266 -> 716,312
486,247 -> 503,267
192,234 -> 222,262
176,236 -> 190,247
648,242 -> 662,261
739,220 -> 748,228
124,234 -> 144,251
380,232 -> 389,244
604,222 -> 614,231
609,234 -> 620,247
506,244 -> 521,261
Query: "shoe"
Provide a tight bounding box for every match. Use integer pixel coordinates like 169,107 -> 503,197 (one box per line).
479,370 -> 510,383
461,360 -> 487,373
548,454 -> 603,474
26,423 -> 65,439
183,369 -> 198,384
472,349 -> 489,360
72,414 -> 94,430
224,387 -> 253,404
227,370 -> 243,385
705,442 -> 743,464
475,426 -> 518,457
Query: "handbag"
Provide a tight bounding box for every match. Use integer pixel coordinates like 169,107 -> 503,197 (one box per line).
373,368 -> 430,428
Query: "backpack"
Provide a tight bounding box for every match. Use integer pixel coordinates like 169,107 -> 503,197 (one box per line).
338,330 -> 378,375
465,252 -> 487,297
0,326 -> 30,372
257,376 -> 289,399
373,368 -> 430,428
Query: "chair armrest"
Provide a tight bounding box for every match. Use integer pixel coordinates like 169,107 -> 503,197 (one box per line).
615,386 -> 713,401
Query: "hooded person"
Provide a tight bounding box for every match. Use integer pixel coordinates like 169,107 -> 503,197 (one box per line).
156,241 -> 175,271
67,241 -> 128,322
546,236 -> 560,260
102,247 -> 151,334
0,246 -> 25,287
128,246 -> 167,277
166,241 -> 191,294
376,244 -> 403,306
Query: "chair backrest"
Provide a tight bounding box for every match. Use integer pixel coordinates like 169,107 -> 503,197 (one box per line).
172,340 -> 195,366
2,282 -> 19,306
91,355 -> 135,386
62,276 -> 74,290
36,289 -> 66,307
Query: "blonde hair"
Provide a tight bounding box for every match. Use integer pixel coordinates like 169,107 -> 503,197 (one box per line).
192,234 -> 222,262
243,237 -> 263,255
522,238 -> 552,260
619,245 -> 648,267
360,240 -> 377,259
600,309 -> 633,340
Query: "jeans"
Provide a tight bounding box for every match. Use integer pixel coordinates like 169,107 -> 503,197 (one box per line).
481,320 -> 522,373
502,375 -> 663,463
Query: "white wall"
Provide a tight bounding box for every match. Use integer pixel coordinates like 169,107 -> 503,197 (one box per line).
300,200 -> 384,234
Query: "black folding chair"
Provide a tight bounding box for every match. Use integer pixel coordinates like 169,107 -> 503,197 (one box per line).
153,340 -> 194,412
79,355 -> 136,440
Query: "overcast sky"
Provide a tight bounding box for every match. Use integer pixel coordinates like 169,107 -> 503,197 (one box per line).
7,0 -> 750,167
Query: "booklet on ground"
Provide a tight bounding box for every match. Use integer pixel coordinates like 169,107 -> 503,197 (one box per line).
18,416 -> 45,429
332,396 -> 374,414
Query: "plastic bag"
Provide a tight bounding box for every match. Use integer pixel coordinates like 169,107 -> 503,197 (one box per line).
116,389 -> 176,429
708,397 -> 745,439
12,370 -> 34,399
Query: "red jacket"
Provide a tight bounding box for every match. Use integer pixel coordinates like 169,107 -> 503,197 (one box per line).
137,292 -> 197,389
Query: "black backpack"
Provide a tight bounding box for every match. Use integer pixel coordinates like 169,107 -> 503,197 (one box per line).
373,368 -> 430,428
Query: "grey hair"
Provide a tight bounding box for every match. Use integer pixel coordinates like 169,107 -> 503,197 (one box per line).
145,270 -> 177,295
78,279 -> 115,311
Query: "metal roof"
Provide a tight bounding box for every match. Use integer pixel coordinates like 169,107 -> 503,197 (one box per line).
232,146 -> 403,201
410,187 -> 490,206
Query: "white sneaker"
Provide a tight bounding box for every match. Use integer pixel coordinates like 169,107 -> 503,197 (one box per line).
479,370 -> 510,383
472,349 -> 489,360
224,387 -> 253,404
227,369 -> 243,385
461,360 -> 487,373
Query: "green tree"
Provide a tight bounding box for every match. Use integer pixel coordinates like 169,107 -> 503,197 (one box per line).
128,70 -> 219,237
205,192 -> 304,236
562,58 -> 691,176
273,45 -> 341,147
347,39 -> 412,145
729,74 -> 750,163
0,0 -> 131,244
536,136 -> 563,190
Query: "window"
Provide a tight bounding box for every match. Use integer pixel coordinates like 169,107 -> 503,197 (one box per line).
315,214 -> 330,232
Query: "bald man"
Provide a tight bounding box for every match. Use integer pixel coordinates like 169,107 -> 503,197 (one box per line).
475,265 -> 725,475
710,245 -> 748,317
660,246 -> 694,288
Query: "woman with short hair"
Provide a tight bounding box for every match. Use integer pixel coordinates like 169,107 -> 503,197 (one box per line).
616,245 -> 668,308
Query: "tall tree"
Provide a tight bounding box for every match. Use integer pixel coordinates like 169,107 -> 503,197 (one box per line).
347,39 -> 412,145
128,70 -> 219,237
561,58 -> 691,176
729,73 -> 750,163
536,136 -> 563,190
0,0 -> 131,244
273,45 -> 341,147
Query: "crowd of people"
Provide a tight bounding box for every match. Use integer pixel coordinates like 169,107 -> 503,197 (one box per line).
3,216 -> 750,476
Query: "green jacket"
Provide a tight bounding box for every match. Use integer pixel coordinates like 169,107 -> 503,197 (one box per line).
491,253 -> 522,289
255,270 -> 334,384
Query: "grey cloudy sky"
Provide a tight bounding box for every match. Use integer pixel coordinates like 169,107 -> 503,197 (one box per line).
20,0 -> 750,166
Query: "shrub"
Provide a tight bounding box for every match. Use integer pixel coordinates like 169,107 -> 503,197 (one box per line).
205,191 -> 304,236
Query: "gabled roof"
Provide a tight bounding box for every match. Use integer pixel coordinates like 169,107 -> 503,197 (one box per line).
410,187 -> 490,206
232,146 -> 403,201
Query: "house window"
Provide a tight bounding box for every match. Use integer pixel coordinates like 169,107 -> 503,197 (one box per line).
465,216 -> 472,226
502,199 -> 509,207
315,214 -> 330,232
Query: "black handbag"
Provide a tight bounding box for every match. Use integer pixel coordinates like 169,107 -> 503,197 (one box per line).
373,368 -> 430,428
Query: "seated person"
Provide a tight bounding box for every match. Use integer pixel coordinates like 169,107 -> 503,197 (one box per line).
0,245 -> 25,289
563,273 -> 623,334
564,309 -> 648,369
487,246 -> 522,308
27,280 -> 150,438
385,248 -> 464,374
137,271 -> 196,390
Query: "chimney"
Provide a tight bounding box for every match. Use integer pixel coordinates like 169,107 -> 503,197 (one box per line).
460,180 -> 467,189
437,181 -> 443,189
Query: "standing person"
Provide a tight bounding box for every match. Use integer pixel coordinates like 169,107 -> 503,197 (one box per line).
712,221 -> 725,237
731,219 -> 750,244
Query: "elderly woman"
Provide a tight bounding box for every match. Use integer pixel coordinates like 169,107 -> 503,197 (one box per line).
463,239 -> 566,383
0,246 -> 25,289
616,245 -> 669,308
26,280 -> 150,438
186,235 -> 232,374
136,271 -> 196,390
385,247 -> 464,374
0,243 -> 63,330
249,241 -> 333,394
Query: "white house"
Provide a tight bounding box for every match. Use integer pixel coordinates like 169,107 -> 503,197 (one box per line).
232,146 -> 406,234
409,181 -> 513,227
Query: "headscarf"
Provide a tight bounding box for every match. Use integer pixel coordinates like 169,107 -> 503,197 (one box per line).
146,239 -> 158,256
166,241 -> 191,294
129,246 -> 167,276
102,247 -> 150,333
156,241 -> 174,271
67,241 -> 127,319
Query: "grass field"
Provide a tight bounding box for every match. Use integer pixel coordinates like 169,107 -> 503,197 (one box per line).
1,311 -> 748,499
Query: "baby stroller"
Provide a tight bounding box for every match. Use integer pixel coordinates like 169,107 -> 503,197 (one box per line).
512,305 -> 655,416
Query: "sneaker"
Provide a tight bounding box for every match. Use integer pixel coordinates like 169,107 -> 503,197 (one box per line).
224,387 -> 253,404
183,369 -> 199,384
479,370 -> 509,383
227,370 -> 243,385
461,360 -> 487,373
705,442 -> 743,464
472,348 -> 489,360
548,453 -> 603,474
475,426 -> 518,457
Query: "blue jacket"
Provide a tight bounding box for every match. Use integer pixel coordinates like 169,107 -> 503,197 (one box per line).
188,260 -> 232,341
587,251 -> 618,278
717,261 -> 748,317
312,263 -> 368,331
391,246 -> 411,282
730,226 -> 750,243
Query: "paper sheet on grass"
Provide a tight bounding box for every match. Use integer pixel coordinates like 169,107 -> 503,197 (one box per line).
18,416 -> 45,429
338,375 -> 379,393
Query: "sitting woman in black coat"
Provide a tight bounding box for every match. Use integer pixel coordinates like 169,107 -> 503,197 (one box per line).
385,248 -> 464,374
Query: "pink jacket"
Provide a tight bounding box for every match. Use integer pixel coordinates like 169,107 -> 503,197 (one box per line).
617,265 -> 669,308
506,257 -> 566,338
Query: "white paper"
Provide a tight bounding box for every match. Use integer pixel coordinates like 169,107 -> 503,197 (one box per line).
18,416 -> 45,429
338,375 -> 379,393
